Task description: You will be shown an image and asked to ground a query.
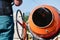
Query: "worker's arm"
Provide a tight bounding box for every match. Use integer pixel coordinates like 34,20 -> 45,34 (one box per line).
14,0 -> 22,6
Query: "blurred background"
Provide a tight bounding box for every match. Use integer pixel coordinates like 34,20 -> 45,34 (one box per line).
12,0 -> 60,15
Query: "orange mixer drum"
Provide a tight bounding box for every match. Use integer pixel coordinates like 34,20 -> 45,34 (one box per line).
28,5 -> 60,39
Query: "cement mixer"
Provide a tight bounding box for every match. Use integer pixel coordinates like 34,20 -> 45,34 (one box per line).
28,5 -> 60,40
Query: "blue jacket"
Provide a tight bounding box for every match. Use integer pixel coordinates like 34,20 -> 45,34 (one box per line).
0,0 -> 14,40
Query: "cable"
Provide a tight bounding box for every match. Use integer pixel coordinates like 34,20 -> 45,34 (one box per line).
16,9 -> 23,40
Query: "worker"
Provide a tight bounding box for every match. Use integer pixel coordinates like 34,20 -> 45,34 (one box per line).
0,0 -> 22,40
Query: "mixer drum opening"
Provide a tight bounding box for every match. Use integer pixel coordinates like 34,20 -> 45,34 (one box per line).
32,8 -> 53,27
